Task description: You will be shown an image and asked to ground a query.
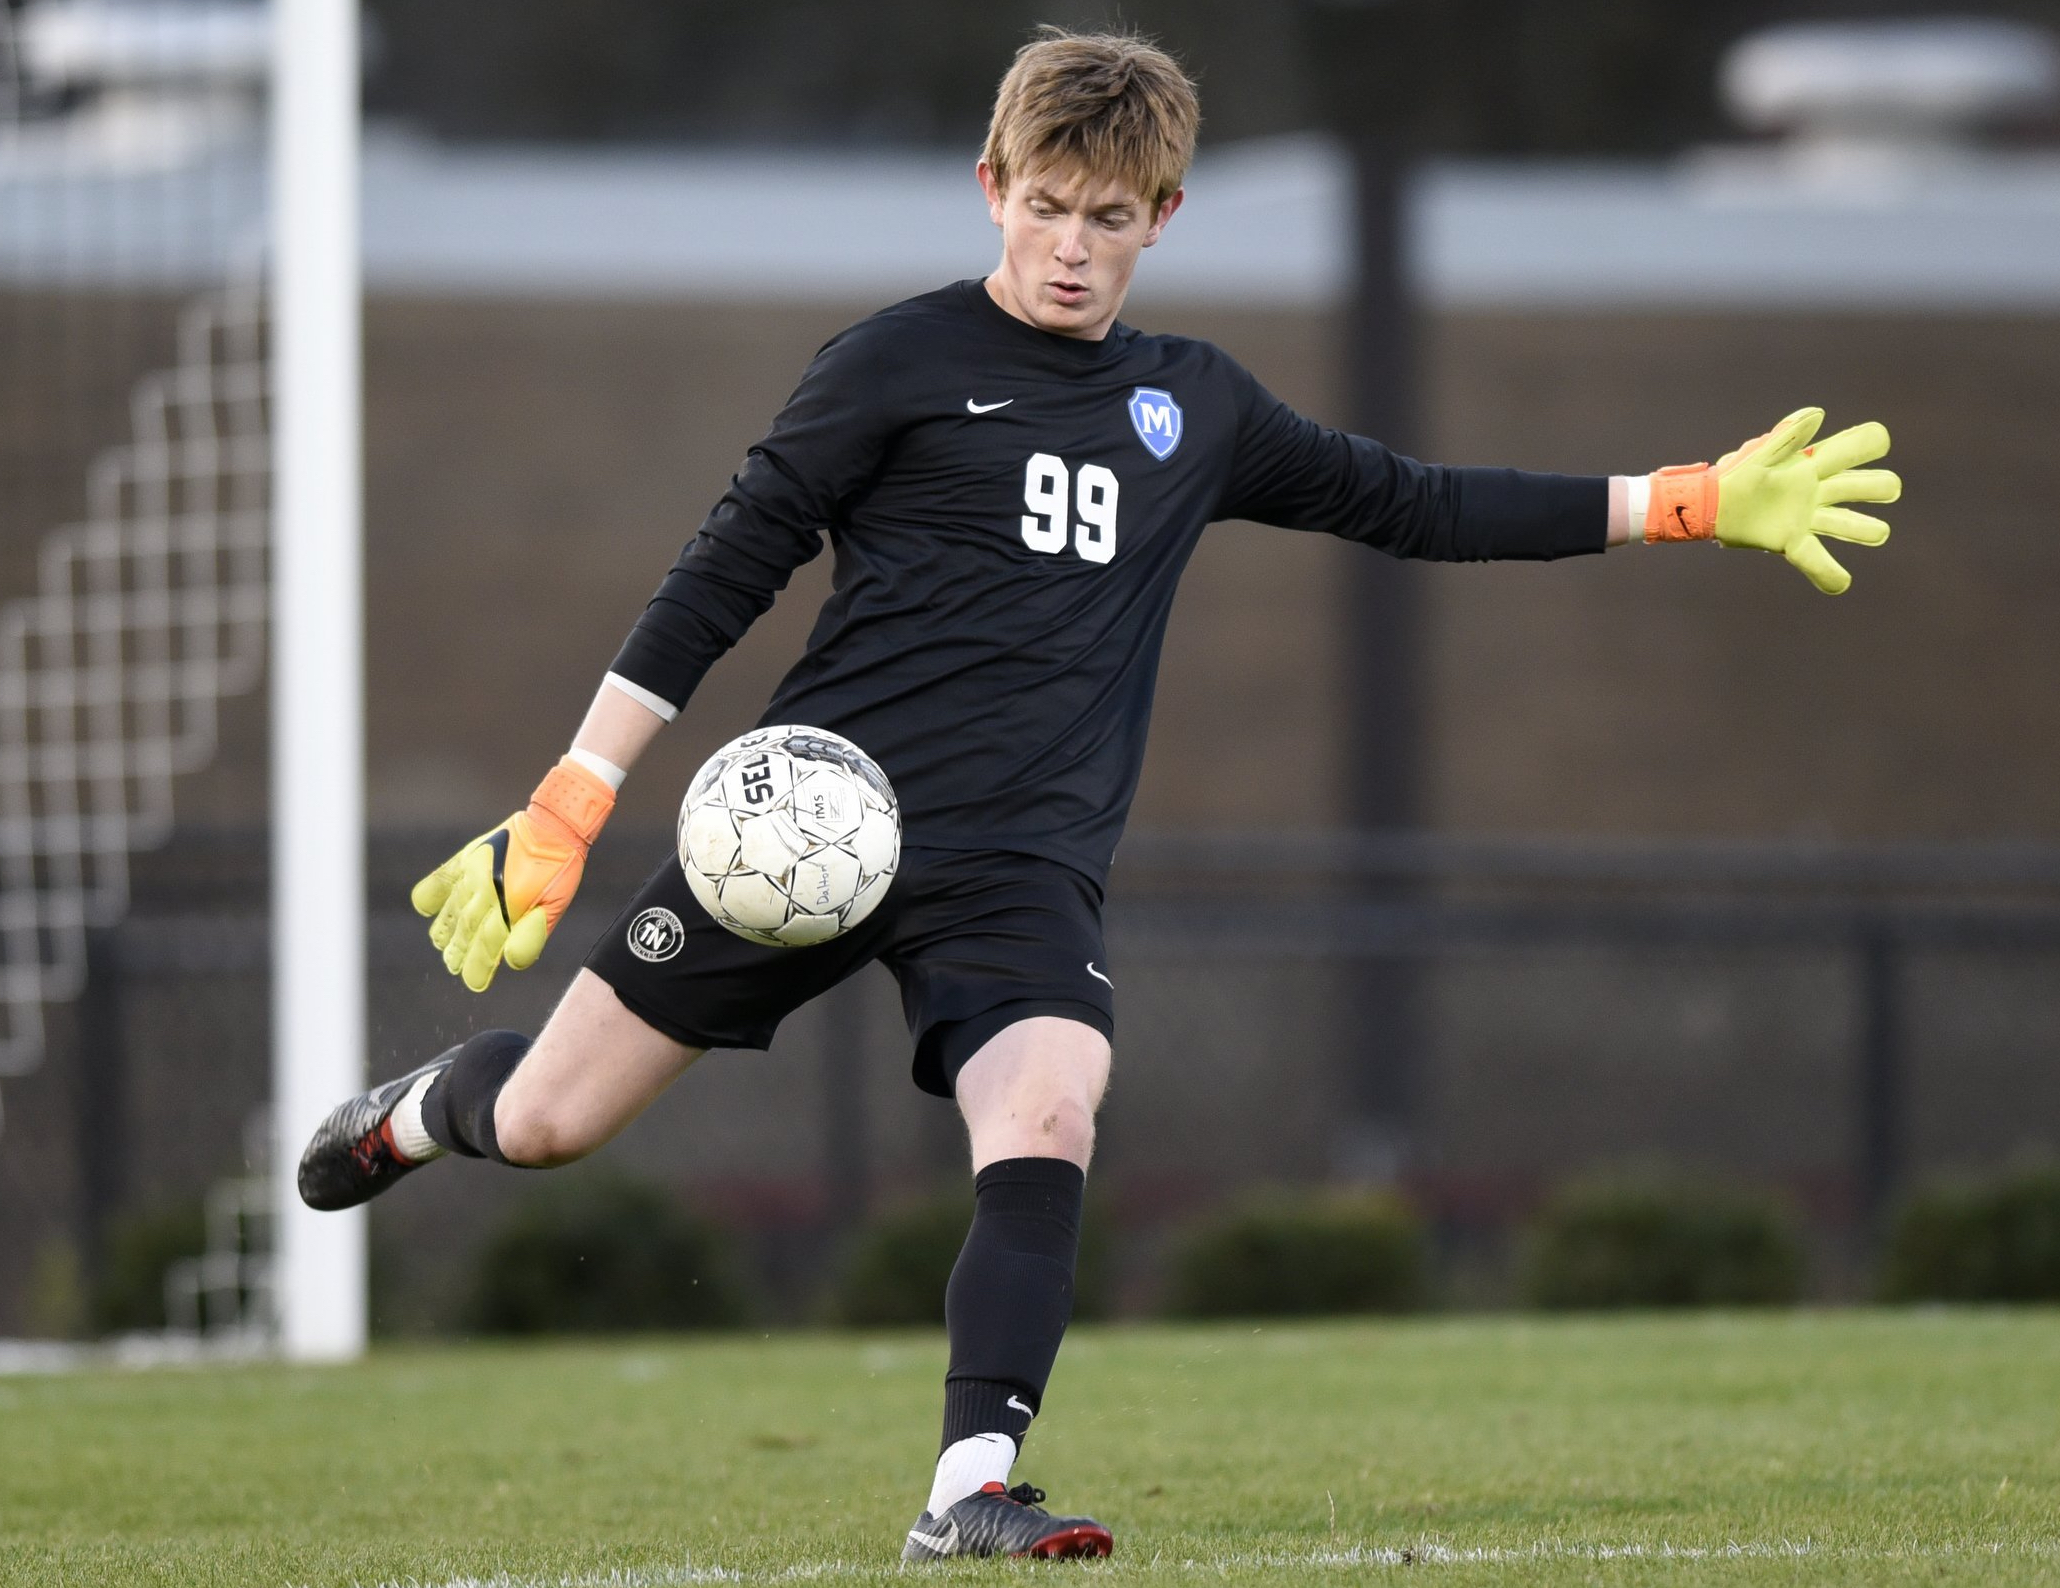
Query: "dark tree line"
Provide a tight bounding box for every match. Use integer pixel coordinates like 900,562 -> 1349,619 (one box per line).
362,0 -> 2060,154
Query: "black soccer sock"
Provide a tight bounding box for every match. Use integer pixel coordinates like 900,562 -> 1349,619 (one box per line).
419,1029 -> 532,1164
940,1156 -> 1086,1454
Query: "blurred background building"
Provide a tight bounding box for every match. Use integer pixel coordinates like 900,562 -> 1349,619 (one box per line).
4,0 -> 2060,1336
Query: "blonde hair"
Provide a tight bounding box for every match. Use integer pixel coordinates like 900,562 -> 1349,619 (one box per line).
983,26 -> 1200,207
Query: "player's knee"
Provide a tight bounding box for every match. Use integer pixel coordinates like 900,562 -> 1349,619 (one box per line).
492,1091 -> 593,1169
1028,1092 -> 1097,1160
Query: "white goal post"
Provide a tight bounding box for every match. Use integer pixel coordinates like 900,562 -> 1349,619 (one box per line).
269,0 -> 366,1361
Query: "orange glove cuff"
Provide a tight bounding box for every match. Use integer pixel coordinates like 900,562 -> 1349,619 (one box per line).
1645,462 -> 1719,543
529,756 -> 617,847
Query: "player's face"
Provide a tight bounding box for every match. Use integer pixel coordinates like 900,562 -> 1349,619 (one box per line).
978,160 -> 1183,341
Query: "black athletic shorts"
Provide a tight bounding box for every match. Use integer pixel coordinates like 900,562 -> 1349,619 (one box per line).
584,846 -> 1115,1098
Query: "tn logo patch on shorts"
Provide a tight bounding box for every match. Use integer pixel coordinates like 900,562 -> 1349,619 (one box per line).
627,906 -> 686,962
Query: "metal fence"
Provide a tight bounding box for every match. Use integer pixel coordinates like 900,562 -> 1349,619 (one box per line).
5,825 -> 2058,1331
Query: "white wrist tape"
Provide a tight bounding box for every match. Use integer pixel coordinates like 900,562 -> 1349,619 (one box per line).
604,671 -> 679,722
1622,474 -> 1651,542
566,746 -> 628,791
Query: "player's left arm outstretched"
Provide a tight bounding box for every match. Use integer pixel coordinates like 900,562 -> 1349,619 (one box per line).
1219,364 -> 1900,594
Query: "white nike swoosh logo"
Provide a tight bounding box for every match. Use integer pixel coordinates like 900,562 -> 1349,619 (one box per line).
1007,1394 -> 1034,1416
908,1522 -> 957,1553
965,398 -> 1014,413
1086,963 -> 1113,989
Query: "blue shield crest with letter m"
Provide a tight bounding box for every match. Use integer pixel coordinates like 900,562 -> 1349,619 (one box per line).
1127,387 -> 1183,461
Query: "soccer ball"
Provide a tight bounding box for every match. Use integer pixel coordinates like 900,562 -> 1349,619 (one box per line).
676,725 -> 900,947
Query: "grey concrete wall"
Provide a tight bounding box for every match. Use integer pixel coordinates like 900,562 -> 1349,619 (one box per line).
13,290 -> 2046,846
346,294 -> 2059,847
1419,310 -> 2060,842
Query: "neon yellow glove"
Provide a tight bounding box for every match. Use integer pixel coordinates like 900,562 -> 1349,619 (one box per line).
1644,407 -> 1900,594
410,757 -> 617,992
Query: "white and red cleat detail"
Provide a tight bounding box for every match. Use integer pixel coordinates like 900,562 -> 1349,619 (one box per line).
901,1481 -> 1113,1562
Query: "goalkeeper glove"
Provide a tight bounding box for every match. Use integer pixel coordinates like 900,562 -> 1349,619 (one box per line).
1644,407 -> 1900,594
410,756 -> 617,992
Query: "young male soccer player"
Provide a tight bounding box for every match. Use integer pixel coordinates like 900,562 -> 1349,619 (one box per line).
298,27 -> 1901,1562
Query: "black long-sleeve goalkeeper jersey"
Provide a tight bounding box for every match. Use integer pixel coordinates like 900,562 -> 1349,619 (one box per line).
611,279 -> 1605,885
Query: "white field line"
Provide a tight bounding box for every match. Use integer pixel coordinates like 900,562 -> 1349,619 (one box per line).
351,1536 -> 2057,1587
343,1570 -> 742,1588
1213,1539 -> 2060,1570
343,1567 -> 859,1588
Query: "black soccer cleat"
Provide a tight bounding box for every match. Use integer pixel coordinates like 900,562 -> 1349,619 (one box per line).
296,1059 -> 449,1211
900,1481 -> 1113,1562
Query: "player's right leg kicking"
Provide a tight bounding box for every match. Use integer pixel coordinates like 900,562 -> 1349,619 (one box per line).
296,970 -> 697,1209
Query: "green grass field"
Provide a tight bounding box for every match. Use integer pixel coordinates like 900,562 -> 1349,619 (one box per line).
4,1311 -> 2058,1586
